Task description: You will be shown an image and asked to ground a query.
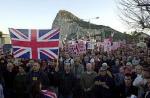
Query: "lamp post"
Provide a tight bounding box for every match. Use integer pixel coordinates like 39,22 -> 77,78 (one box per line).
58,17 -> 99,41
68,17 -> 100,40
88,17 -> 100,29
86,17 -> 100,39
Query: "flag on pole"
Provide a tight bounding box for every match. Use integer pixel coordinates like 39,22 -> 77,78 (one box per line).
9,28 -> 60,60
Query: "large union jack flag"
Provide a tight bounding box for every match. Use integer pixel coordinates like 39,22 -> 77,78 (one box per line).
9,28 -> 60,60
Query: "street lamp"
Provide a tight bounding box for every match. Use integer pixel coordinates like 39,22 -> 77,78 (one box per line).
87,17 -> 100,29
87,17 -> 100,39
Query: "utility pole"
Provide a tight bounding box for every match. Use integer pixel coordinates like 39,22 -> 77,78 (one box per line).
88,17 -> 99,39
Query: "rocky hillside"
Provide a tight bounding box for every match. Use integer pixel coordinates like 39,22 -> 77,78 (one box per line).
52,10 -> 130,41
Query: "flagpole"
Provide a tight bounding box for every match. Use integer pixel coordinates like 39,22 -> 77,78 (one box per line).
55,27 -> 61,72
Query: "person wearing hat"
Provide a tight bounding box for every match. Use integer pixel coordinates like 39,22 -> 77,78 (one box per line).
102,63 -> 112,78
102,63 -> 109,69
93,65 -> 114,98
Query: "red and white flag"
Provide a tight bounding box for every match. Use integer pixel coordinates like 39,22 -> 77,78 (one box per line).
41,90 -> 57,98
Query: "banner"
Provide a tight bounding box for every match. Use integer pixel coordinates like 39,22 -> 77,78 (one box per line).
104,38 -> 112,52
77,41 -> 86,54
87,42 -> 94,49
67,40 -> 86,57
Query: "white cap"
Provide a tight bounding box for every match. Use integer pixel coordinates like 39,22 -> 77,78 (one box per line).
126,62 -> 132,66
102,63 -> 108,68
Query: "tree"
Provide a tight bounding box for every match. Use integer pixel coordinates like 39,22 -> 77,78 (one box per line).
118,0 -> 150,30
0,31 -> 2,37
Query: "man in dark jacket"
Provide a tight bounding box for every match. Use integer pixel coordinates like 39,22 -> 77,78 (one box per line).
3,62 -> 17,98
119,73 -> 138,98
27,62 -> 49,91
44,59 -> 59,95
14,65 -> 28,98
0,57 -> 7,75
143,77 -> 150,98
45,60 -> 59,88
58,62 -> 76,98
80,63 -> 97,98
94,66 -> 114,98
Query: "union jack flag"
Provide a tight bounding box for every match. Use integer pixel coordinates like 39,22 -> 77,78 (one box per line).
41,90 -> 57,98
9,28 -> 60,60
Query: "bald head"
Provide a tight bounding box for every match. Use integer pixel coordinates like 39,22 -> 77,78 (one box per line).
86,63 -> 92,71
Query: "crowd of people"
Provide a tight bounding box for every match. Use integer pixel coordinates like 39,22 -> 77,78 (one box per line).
0,43 -> 150,98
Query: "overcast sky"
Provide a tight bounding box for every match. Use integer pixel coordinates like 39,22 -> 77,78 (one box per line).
0,0 -> 128,34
